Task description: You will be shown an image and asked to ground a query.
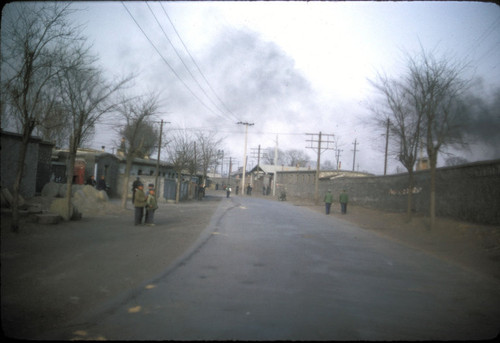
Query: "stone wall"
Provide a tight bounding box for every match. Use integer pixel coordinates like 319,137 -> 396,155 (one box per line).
276,159 -> 500,225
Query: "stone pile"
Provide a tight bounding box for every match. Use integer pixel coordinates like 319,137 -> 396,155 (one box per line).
41,182 -> 111,220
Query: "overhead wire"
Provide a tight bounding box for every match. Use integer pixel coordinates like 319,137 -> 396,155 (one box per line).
120,2 -> 233,123
158,1 -> 241,123
145,2 -> 238,123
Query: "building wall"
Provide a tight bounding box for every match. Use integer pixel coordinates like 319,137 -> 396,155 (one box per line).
1,131 -> 53,197
35,142 -> 56,194
95,155 -> 120,197
277,160 -> 500,225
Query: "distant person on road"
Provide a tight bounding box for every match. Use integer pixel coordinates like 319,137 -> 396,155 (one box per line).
145,188 -> 158,226
324,189 -> 333,215
339,189 -> 348,214
134,184 -> 147,225
132,177 -> 141,204
226,186 -> 232,198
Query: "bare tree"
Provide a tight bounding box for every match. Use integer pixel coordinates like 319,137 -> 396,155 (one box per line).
196,131 -> 224,187
285,149 -> 310,167
116,93 -> 160,209
1,3 -> 81,231
407,50 -> 470,228
369,72 -> 424,221
262,147 -> 285,165
56,46 -> 133,219
166,131 -> 195,203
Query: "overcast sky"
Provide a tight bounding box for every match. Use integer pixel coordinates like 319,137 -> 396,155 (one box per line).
12,1 -> 500,174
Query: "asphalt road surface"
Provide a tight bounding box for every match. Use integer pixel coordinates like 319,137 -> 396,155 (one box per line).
46,195 -> 500,340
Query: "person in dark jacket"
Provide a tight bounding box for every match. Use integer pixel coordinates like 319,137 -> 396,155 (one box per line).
96,176 -> 106,191
134,184 -> 147,225
85,175 -> 97,187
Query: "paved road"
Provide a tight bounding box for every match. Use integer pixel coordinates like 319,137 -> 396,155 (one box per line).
48,195 -> 500,340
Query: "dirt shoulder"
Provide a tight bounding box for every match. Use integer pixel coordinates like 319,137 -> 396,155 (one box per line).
292,199 -> 500,281
1,194 -> 222,339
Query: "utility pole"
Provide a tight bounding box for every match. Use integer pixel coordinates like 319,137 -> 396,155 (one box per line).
384,119 -> 390,176
154,120 -> 170,193
306,131 -> 335,204
227,157 -> 232,186
237,122 -> 254,196
352,138 -> 359,172
335,149 -> 343,170
273,135 -> 278,197
250,144 -> 262,171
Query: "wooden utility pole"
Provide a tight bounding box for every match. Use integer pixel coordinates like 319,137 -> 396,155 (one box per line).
352,138 -> 359,172
335,149 -> 343,170
237,122 -> 254,195
154,120 -> 169,193
227,157 -> 232,186
306,132 -> 335,204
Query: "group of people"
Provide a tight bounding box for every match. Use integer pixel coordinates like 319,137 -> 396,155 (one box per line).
324,189 -> 349,215
132,177 -> 158,226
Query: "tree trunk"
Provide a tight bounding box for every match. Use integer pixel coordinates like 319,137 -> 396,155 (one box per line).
10,133 -> 31,232
175,171 -> 181,204
121,158 -> 133,209
406,170 -> 415,222
429,154 -> 438,229
65,148 -> 76,220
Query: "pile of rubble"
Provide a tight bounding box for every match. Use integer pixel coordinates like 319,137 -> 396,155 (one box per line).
1,182 -> 119,225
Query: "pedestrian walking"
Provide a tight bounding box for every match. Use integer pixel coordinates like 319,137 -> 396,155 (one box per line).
324,189 -> 333,214
145,188 -> 158,226
339,189 -> 349,214
134,184 -> 147,225
226,186 -> 232,198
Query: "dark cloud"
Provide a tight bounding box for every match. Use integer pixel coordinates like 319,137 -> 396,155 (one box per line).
464,88 -> 500,155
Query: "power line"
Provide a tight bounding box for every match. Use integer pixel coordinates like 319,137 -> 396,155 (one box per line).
158,2 -> 241,123
145,2 -> 238,123
121,2 -> 233,122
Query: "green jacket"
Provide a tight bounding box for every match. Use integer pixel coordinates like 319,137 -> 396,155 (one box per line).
324,192 -> 333,203
134,189 -> 147,207
146,194 -> 158,210
339,192 -> 348,204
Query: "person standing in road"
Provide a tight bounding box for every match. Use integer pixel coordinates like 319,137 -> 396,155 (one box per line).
132,177 -> 141,204
145,188 -> 158,226
339,189 -> 349,214
324,189 -> 333,215
134,184 -> 147,225
226,186 -> 232,198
